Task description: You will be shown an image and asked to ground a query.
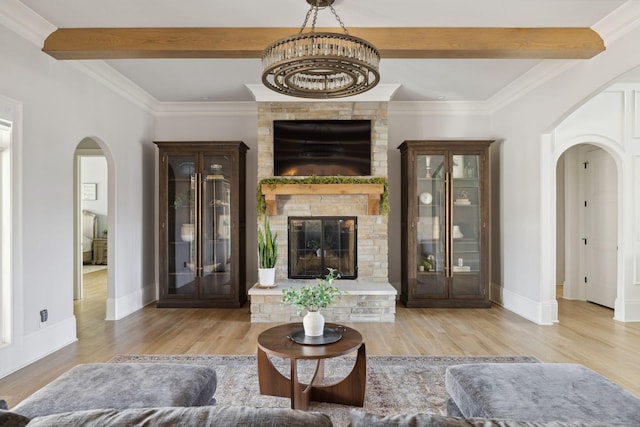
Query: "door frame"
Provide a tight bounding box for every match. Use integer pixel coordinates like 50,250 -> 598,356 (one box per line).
73,143 -> 110,307
541,133 -> 628,323
559,144 -> 618,306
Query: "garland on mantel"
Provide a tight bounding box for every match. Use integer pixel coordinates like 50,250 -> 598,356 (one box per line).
256,176 -> 389,217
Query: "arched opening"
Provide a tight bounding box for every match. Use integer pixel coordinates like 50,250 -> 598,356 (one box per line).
557,144 -> 618,313
73,138 -> 111,321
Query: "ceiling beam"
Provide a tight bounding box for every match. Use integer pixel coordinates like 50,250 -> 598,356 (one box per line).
42,27 -> 604,60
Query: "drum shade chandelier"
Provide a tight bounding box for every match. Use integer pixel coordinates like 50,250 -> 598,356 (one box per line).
262,0 -> 380,99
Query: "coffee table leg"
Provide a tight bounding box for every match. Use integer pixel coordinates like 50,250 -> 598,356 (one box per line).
308,343 -> 367,407
258,344 -> 367,409
290,359 -> 308,410
294,359 -> 325,410
257,347 -> 292,399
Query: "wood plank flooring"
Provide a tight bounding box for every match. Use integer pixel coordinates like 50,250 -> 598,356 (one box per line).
1,272 -> 639,408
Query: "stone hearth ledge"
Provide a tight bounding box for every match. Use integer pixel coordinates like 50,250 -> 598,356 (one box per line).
248,281 -> 397,323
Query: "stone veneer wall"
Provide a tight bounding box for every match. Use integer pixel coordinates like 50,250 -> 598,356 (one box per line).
257,102 -> 389,284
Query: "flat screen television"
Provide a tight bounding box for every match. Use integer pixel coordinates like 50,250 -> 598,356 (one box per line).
273,120 -> 372,176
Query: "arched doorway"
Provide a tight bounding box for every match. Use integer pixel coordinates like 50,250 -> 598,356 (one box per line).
557,144 -> 618,310
73,138 -> 110,318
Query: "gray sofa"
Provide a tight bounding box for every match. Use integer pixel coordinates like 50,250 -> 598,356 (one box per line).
445,363 -> 640,427
1,406 -> 620,427
1,362 -> 637,427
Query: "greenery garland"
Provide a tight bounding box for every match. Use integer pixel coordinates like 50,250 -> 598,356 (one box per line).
256,176 -> 389,217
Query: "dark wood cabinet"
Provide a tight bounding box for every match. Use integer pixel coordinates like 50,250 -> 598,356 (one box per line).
398,140 -> 493,308
155,141 -> 248,308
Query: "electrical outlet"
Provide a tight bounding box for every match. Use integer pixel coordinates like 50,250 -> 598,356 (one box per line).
39,309 -> 48,328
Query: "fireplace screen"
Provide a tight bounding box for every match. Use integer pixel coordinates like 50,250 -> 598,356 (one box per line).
288,217 -> 357,279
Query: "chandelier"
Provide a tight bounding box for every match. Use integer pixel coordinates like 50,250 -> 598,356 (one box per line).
262,0 -> 380,99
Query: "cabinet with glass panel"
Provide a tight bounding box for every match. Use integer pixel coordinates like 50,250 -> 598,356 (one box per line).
155,141 -> 248,308
398,140 -> 493,308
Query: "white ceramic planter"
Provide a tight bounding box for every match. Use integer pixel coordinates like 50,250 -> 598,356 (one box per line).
258,267 -> 276,287
303,310 -> 325,336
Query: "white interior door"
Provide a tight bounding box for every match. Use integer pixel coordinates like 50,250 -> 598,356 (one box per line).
585,147 -> 617,308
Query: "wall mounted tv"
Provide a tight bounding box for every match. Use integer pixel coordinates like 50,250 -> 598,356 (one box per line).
273,120 -> 372,176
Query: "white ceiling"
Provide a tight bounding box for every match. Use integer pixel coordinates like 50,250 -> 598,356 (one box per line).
17,0 -> 633,103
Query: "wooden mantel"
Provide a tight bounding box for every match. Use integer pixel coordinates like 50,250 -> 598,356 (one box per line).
261,183 -> 385,216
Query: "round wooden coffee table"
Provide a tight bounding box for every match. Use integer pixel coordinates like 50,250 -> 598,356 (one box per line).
257,323 -> 366,410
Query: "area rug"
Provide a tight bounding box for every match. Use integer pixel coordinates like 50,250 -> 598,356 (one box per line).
110,354 -> 538,427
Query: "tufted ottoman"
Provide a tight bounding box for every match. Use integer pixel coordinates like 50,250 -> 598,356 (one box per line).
445,363 -> 640,425
12,363 -> 217,418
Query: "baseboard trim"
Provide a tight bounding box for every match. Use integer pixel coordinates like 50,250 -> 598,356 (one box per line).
614,298 -> 640,322
491,282 -> 557,325
0,316 -> 77,379
106,283 -> 156,321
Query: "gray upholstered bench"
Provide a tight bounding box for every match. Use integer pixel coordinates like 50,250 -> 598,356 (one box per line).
445,363 -> 640,425
12,363 -> 217,418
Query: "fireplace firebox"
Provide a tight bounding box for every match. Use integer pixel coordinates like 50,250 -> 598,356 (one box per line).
288,217 -> 357,279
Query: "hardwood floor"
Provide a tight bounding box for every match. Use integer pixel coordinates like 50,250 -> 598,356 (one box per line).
1,271 -> 639,407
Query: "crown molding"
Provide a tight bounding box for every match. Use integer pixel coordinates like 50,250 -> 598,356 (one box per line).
69,61 -> 160,114
0,0 -> 54,47
487,60 -> 576,113
486,1 -> 640,113
154,102 -> 257,116
593,0 -> 640,44
0,0 -> 159,114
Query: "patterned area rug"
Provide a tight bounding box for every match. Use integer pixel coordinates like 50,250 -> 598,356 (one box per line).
110,354 -> 538,427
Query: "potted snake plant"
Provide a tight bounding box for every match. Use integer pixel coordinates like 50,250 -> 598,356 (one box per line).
257,216 -> 277,287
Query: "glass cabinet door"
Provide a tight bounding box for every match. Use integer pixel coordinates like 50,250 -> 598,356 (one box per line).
157,140 -> 247,308
166,155 -> 197,297
415,154 -> 447,298
201,154 -> 232,297
399,139 -> 491,308
450,153 -> 483,298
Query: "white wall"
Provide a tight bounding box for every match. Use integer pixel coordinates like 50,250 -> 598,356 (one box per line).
491,15 -> 640,323
552,85 -> 640,321
0,21 -> 156,378
154,108 -> 259,282
386,109 -> 494,289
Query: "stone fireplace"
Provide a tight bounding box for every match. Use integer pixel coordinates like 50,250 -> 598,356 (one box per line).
248,101 -> 397,322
